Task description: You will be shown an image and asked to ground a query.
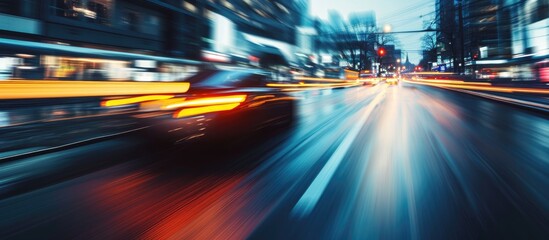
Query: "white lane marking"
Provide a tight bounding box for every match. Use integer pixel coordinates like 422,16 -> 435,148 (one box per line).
291,87 -> 387,217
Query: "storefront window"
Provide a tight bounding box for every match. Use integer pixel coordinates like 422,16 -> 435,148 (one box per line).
141,15 -> 160,35
121,10 -> 140,32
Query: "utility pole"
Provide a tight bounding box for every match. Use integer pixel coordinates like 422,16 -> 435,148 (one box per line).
458,0 -> 465,74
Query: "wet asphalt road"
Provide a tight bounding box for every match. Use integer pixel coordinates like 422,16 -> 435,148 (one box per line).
0,82 -> 548,239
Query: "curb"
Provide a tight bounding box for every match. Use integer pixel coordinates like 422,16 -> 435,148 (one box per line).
0,127 -> 148,164
441,87 -> 549,114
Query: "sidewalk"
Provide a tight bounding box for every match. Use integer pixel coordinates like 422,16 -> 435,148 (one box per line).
402,77 -> 549,113
407,73 -> 549,88
445,89 -> 549,113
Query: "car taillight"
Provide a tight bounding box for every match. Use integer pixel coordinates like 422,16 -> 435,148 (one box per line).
173,103 -> 241,118
163,95 -> 247,110
167,95 -> 247,118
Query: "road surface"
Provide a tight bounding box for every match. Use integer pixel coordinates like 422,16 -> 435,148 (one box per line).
0,82 -> 547,239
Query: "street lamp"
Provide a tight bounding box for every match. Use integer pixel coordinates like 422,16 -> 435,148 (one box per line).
383,24 -> 392,33
458,0 -> 465,74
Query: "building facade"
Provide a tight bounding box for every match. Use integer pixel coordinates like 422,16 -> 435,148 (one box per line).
202,0 -> 300,67
434,0 -> 548,80
0,0 -> 305,80
0,0 -> 206,58
435,0 -> 459,71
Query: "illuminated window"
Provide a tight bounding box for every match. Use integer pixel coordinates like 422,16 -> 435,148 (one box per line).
275,3 -> 289,14
222,0 -> 234,10
182,1 -> 197,13
53,0 -> 112,25
122,10 -> 140,32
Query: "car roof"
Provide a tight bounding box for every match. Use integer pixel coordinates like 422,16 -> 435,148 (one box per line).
184,69 -> 270,88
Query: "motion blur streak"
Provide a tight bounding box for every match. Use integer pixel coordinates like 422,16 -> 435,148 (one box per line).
0,83 -> 548,239
164,95 -> 247,110
101,95 -> 175,107
141,179 -> 255,240
173,103 -> 240,118
411,72 -> 455,75
403,78 -> 549,94
84,171 -> 258,240
292,87 -> 387,217
294,77 -> 355,83
410,78 -> 492,86
0,81 -> 190,99
139,98 -> 187,111
249,97 -> 299,108
252,95 -> 276,101
249,83 -> 548,239
267,82 -> 360,88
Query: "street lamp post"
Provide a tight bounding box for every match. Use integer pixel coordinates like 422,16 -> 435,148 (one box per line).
458,0 -> 465,74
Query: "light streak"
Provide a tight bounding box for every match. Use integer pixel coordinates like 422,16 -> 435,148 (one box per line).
294,77 -> 354,83
267,82 -> 361,88
102,95 -> 175,107
173,103 -> 241,118
163,95 -> 247,110
0,80 -> 190,99
292,86 -> 388,217
403,79 -> 549,94
410,78 -> 491,86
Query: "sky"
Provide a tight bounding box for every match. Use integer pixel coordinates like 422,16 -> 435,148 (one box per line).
310,0 -> 436,64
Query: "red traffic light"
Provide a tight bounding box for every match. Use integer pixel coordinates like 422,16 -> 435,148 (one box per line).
378,48 -> 386,57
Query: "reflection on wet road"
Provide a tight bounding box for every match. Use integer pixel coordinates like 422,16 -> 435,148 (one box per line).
0,82 -> 548,239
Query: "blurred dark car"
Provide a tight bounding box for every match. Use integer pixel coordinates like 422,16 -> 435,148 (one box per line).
137,68 -> 296,143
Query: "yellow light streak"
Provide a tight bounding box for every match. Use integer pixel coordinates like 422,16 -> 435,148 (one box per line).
294,77 -> 353,83
163,95 -> 247,110
0,80 -> 190,99
139,97 -> 186,111
403,79 -> 549,94
267,82 -> 361,88
413,79 -> 491,86
101,95 -> 175,107
173,103 -> 241,118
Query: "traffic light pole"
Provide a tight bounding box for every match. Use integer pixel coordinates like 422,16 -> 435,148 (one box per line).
377,47 -> 385,76
378,57 -> 383,76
